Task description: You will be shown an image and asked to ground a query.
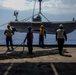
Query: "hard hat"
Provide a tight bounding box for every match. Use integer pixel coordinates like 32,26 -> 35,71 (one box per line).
59,24 -> 63,29
40,25 -> 44,28
7,24 -> 10,27
28,26 -> 32,31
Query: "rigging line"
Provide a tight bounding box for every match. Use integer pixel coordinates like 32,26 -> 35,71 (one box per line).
0,22 -> 10,27
21,13 -> 39,22
32,0 -> 36,21
0,13 -> 38,28
40,12 -> 51,23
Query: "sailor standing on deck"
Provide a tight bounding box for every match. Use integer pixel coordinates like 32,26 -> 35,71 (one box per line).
23,26 -> 33,54
39,25 -> 46,48
56,24 -> 67,55
33,25 -> 46,48
4,24 -> 14,51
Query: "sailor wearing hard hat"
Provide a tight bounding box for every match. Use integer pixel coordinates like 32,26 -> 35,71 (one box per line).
56,24 -> 67,55
4,24 -> 14,51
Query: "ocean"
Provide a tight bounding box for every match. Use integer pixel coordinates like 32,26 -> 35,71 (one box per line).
0,30 -> 76,45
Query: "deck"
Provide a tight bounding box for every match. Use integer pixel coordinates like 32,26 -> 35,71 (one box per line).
0,46 -> 76,75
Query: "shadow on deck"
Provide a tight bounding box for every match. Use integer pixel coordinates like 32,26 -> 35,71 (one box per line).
0,48 -> 72,60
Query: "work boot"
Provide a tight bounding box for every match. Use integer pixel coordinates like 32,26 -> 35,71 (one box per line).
7,47 -> 10,51
11,47 -> 14,51
59,52 -> 63,55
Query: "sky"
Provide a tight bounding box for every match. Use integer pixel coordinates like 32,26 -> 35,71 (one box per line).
0,0 -> 76,29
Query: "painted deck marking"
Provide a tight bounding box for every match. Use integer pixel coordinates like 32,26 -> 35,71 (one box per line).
51,63 -> 59,75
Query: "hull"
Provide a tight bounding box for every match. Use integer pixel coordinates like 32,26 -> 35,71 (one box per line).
10,21 -> 76,34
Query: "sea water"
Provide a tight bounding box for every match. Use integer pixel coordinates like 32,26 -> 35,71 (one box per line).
0,30 -> 76,45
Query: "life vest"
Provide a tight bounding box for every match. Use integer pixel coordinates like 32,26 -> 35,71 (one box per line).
5,29 -> 13,36
39,28 -> 44,35
57,29 -> 65,39
27,32 -> 33,39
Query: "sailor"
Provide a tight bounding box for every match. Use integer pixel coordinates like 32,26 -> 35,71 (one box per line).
56,24 -> 67,55
23,26 -> 33,54
39,25 -> 46,48
33,24 -> 46,48
4,24 -> 14,51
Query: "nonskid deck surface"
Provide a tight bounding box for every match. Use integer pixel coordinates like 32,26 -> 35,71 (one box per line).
0,46 -> 76,75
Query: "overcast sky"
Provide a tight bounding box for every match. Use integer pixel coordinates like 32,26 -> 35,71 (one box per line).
0,0 -> 76,29
1,0 -> 76,14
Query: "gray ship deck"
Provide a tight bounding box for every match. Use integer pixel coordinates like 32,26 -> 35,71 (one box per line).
0,46 -> 76,75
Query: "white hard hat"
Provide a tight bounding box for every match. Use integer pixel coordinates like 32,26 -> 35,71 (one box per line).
59,24 -> 63,28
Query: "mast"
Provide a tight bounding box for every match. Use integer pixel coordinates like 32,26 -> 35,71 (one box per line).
38,0 -> 42,14
32,0 -> 42,22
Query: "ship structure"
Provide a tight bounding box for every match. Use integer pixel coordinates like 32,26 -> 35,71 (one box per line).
10,0 -> 76,34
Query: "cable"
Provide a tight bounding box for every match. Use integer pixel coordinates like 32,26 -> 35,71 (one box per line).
21,13 -> 39,22
40,12 -> 51,23
32,0 -> 36,21
0,22 -> 10,27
